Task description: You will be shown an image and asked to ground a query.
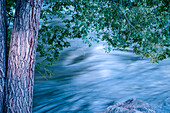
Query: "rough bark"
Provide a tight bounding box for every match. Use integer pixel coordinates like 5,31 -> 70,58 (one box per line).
0,0 -> 7,112
5,0 -> 42,112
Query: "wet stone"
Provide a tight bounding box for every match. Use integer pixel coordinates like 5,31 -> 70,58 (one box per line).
105,98 -> 156,113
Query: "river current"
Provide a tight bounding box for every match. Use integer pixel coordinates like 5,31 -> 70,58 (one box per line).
33,39 -> 170,113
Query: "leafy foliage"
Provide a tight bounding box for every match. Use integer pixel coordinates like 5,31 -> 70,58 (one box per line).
7,0 -> 169,66
37,0 -> 169,64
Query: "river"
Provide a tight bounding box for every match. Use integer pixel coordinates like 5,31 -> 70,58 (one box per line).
33,39 -> 170,113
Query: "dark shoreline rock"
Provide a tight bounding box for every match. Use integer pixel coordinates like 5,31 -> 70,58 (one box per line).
105,98 -> 156,113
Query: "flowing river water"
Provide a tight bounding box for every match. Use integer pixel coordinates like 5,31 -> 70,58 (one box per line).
33,39 -> 170,113
32,9 -> 170,112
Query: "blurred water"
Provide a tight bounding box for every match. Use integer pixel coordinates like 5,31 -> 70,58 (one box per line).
33,39 -> 170,113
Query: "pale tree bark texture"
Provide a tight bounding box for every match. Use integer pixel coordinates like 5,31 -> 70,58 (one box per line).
5,0 -> 42,112
0,0 -> 7,112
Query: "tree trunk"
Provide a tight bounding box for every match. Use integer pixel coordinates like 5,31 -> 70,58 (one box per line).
0,0 -> 7,112
5,0 -> 42,112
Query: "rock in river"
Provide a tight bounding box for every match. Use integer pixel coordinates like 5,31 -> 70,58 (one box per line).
105,98 -> 156,113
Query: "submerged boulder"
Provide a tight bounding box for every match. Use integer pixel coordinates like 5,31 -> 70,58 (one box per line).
105,98 -> 156,113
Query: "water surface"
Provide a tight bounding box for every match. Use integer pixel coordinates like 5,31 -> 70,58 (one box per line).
33,40 -> 170,113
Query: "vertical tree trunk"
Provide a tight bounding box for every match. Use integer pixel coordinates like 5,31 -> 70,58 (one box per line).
5,0 -> 42,112
0,0 -> 7,112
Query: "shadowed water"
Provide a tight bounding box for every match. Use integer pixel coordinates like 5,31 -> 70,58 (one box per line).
33,40 -> 170,113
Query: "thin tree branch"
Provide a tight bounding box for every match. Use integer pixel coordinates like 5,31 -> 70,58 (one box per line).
6,11 -> 15,18
6,11 -> 15,28
121,11 -> 138,31
112,2 -> 138,32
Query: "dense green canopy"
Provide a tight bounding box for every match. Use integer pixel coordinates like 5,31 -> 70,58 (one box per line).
7,0 -> 169,66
